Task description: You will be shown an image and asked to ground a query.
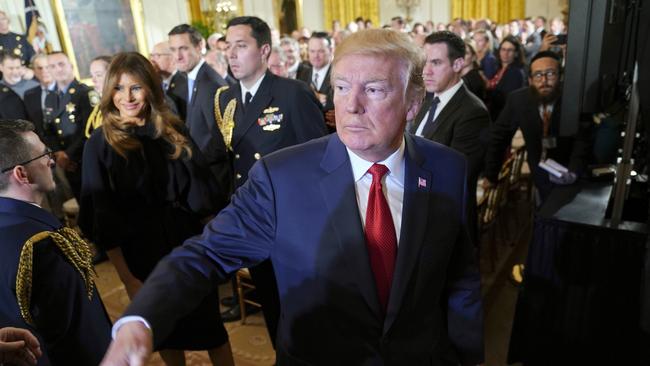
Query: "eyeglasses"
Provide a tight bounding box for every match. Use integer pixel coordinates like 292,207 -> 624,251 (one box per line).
531,69 -> 558,81
1,148 -> 55,173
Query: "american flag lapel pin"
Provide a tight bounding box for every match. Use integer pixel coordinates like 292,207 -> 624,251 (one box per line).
418,177 -> 427,188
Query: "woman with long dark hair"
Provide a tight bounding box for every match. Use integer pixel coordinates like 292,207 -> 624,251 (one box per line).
486,35 -> 527,120
79,52 -> 233,366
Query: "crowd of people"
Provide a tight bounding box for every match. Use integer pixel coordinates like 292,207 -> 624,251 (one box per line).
0,8 -> 591,366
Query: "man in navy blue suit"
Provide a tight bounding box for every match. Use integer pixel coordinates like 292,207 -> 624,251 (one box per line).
0,119 -> 111,365
102,29 -> 484,366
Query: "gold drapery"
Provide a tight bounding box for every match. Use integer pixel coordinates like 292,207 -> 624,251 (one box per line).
451,0 -> 525,24
323,0 -> 379,31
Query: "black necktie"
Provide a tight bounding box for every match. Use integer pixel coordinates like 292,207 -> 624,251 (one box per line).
420,96 -> 441,137
243,92 -> 252,113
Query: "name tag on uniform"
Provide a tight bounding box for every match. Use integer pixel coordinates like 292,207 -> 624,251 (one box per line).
542,136 -> 557,149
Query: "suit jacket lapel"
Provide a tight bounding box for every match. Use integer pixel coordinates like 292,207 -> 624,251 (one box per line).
319,67 -> 331,94
410,93 -> 433,134
319,135 -> 383,319
425,85 -> 465,139
232,72 -> 274,149
384,134 -> 431,333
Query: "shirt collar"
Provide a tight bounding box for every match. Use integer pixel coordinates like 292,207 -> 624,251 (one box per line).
240,72 -> 266,101
434,79 -> 463,106
288,60 -> 300,74
187,59 -> 205,80
313,62 -> 331,77
346,137 -> 406,186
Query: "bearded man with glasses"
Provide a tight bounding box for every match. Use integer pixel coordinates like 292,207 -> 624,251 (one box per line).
0,119 -> 111,365
484,51 -> 592,203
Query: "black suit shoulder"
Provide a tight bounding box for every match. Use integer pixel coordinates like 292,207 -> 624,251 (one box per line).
0,85 -> 27,119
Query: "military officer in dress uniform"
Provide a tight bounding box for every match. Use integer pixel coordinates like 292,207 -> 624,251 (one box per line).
43,52 -> 92,200
216,16 -> 326,346
0,11 -> 35,65
0,120 -> 112,365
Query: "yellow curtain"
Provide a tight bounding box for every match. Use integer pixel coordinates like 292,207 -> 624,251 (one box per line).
323,0 -> 379,31
451,0 -> 525,24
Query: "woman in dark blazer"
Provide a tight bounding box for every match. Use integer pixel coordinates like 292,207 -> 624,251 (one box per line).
486,35 -> 528,120
79,52 -> 234,366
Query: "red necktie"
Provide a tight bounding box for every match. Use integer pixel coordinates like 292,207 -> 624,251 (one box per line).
364,163 -> 397,313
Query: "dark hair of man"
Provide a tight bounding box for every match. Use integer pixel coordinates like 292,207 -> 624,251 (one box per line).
227,16 -> 271,48
498,35 -> 526,68
424,31 -> 466,62
355,17 -> 364,23
168,24 -> 203,47
310,31 -> 332,48
0,119 -> 35,191
391,16 -> 404,25
0,50 -> 22,64
529,50 -> 561,74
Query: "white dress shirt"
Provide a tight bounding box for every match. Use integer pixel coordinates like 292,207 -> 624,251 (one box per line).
311,63 -> 331,91
240,73 -> 266,103
415,79 -> 464,136
347,138 -> 405,244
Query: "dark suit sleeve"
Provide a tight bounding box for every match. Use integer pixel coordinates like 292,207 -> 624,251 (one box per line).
290,82 -> 328,141
484,95 -> 518,182
449,103 -> 490,183
445,162 -> 484,365
124,158 -> 276,347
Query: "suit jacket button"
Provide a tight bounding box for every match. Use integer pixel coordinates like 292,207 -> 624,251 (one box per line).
55,118 -> 60,123
254,153 -> 261,160
236,173 -> 242,179
57,129 -> 63,135
234,154 -> 240,159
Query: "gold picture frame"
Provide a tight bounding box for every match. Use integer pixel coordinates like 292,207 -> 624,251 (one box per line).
49,0 -> 148,83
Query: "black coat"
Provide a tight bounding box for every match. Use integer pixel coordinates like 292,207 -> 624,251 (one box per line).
170,64 -> 232,195
297,64 -> 334,112
484,87 -> 592,199
0,197 -> 111,366
0,84 -> 27,120
78,124 -> 229,349
23,85 -> 48,138
411,85 -> 490,243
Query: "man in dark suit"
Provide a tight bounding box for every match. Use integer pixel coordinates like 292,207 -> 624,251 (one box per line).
168,24 -> 231,194
279,37 -> 311,81
42,52 -> 92,200
214,16 -> 326,344
0,119 -> 111,365
298,32 -> 335,130
23,54 -> 55,140
410,31 -> 490,244
101,28 -> 483,366
484,51 -> 591,203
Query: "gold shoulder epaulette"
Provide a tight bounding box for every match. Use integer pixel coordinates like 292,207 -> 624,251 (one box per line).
15,228 -> 97,325
85,104 -> 103,138
214,86 -> 236,151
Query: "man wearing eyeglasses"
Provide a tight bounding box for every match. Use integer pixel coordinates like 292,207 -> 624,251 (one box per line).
0,119 -> 112,365
484,51 -> 591,203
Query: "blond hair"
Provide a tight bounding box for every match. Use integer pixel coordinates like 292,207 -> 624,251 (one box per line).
332,29 -> 425,103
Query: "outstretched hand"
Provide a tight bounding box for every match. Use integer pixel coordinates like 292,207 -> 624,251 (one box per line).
100,322 -> 153,366
0,327 -> 42,366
